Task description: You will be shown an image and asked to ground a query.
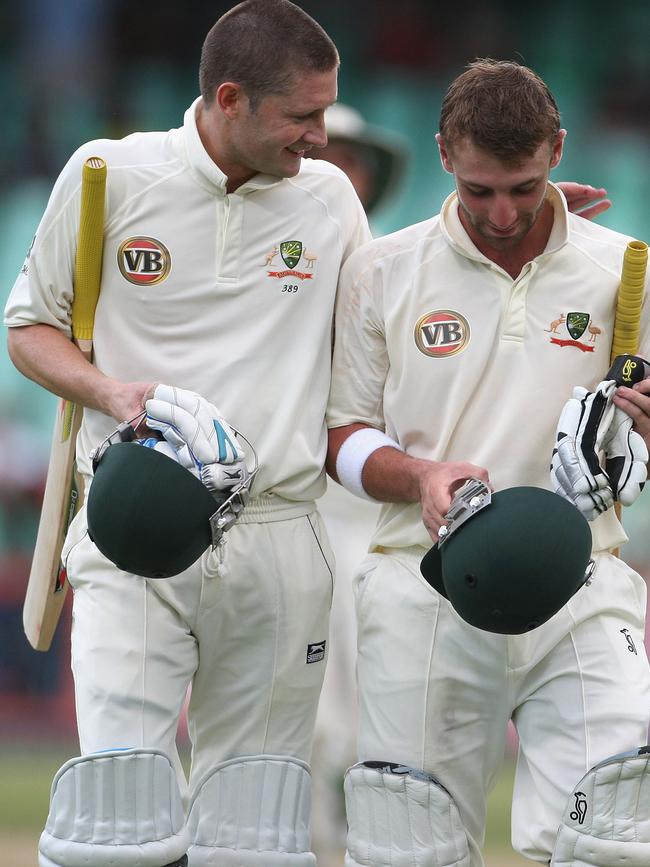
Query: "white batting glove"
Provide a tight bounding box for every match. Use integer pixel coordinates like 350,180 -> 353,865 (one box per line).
145,385 -> 246,492
601,406 -> 648,506
550,381 -> 617,521
135,437 -> 249,511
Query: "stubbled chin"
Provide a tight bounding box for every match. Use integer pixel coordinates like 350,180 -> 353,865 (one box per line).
283,151 -> 303,174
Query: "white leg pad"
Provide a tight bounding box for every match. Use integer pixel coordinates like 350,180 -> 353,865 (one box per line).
551,746 -> 650,867
186,754 -> 316,866
39,748 -> 189,867
344,761 -> 470,867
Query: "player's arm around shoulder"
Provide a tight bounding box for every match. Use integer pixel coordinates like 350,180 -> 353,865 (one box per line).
326,423 -> 490,541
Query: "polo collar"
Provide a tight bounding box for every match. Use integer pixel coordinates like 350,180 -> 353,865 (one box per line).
439,181 -> 570,263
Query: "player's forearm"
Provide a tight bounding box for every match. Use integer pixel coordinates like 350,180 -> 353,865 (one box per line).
327,422 -> 428,502
8,323 -> 130,417
328,423 -> 492,537
362,448 -> 431,502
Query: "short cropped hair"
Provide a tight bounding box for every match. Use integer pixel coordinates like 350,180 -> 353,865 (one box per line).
199,0 -> 339,109
439,59 -> 561,163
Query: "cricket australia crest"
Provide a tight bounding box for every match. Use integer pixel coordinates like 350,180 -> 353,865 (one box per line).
263,239 -> 317,280
545,311 -> 602,352
281,240 -> 302,269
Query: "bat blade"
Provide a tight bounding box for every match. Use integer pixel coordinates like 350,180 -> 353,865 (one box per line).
23,400 -> 83,650
22,156 -> 106,651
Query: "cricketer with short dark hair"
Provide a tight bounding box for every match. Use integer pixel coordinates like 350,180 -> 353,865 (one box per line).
4,1 -> 371,864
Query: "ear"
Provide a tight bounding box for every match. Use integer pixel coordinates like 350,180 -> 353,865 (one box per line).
550,129 -> 566,169
436,133 -> 454,174
215,82 -> 246,119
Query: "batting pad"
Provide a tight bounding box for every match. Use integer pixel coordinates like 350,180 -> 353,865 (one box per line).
344,761 -> 470,867
186,754 -> 316,866
38,748 -> 189,867
551,746 -> 650,867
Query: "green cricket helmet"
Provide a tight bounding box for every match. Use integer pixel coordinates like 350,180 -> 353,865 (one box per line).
86,440 -> 222,579
420,481 -> 593,634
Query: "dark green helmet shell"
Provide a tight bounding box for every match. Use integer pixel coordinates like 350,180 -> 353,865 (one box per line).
87,442 -> 219,579
420,487 -> 592,634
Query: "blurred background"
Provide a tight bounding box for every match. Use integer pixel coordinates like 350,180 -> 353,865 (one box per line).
1,1 -> 649,865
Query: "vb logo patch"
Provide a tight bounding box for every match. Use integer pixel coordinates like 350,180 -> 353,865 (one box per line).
414,310 -> 470,357
118,237 -> 171,285
263,239 -> 316,280
545,312 -> 601,352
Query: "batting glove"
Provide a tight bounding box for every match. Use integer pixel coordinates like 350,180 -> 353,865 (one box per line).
550,381 -> 617,521
145,385 -> 246,493
601,405 -> 648,506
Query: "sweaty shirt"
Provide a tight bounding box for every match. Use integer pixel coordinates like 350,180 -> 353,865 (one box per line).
327,184 -> 650,552
5,97 -> 371,500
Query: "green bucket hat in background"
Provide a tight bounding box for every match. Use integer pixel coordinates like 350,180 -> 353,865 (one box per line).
420,483 -> 593,634
87,441 -> 219,579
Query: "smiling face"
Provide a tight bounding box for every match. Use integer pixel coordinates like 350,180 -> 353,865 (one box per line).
205,66 -> 338,190
437,132 -> 565,253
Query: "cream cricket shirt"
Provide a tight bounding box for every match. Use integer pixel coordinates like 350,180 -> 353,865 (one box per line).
328,184 -> 650,553
5,98 -> 371,500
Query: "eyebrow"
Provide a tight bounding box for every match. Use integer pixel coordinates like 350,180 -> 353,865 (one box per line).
462,176 -> 544,192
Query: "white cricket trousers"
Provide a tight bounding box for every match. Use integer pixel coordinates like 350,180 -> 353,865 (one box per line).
63,495 -> 334,794
353,547 -> 650,866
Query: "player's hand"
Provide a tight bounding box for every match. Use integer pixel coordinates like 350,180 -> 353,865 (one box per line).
104,380 -> 155,428
145,384 -> 245,486
557,183 -> 611,221
613,378 -> 650,446
418,461 -> 491,540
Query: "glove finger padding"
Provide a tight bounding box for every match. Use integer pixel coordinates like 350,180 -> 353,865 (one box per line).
602,407 -> 648,507
145,385 -> 244,475
550,381 -> 617,521
550,452 -> 614,521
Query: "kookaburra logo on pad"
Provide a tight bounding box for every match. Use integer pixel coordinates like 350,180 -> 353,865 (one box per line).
570,791 -> 588,824
118,237 -> 171,285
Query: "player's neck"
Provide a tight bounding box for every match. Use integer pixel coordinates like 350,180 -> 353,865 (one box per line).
196,100 -> 255,193
466,200 -> 555,280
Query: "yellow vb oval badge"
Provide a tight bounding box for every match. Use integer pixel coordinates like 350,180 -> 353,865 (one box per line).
118,237 -> 171,285
415,310 -> 470,357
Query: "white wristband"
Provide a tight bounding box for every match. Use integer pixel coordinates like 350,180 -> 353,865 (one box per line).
335,427 -> 402,501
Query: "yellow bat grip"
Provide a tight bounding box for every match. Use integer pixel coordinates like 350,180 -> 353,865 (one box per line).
71,156 -> 107,344
610,240 -> 648,362
611,239 -> 648,543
